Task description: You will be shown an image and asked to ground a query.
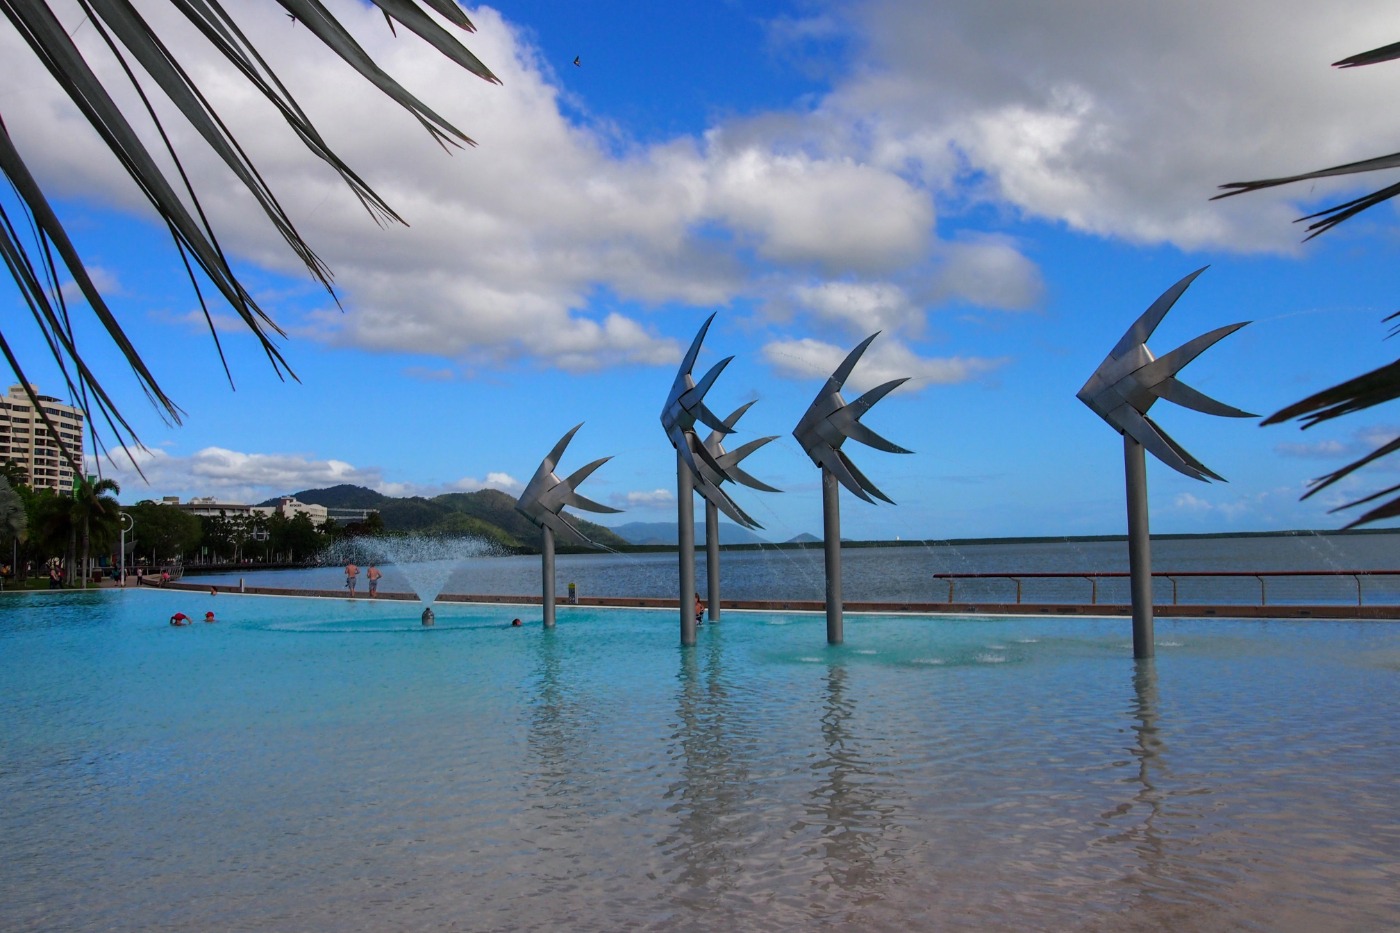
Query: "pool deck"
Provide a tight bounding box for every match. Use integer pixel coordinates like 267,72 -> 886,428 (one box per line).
159,580 -> 1400,620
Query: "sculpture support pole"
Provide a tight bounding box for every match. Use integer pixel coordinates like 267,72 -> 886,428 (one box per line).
1124,435 -> 1154,659
705,501 -> 720,623
822,468 -> 843,645
678,451 -> 697,647
542,524 -> 556,629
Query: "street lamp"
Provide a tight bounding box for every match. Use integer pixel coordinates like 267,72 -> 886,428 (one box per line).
119,511 -> 134,588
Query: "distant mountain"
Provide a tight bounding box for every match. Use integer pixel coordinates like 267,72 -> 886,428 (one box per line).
786,532 -> 820,544
607,521 -> 771,546
276,484 -> 629,552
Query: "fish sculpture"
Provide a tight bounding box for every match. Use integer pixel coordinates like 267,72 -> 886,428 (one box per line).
792,332 -> 911,503
1076,267 -> 1255,481
514,423 -> 620,546
660,314 -> 762,527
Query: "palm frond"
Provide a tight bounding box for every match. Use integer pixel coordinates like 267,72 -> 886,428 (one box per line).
1335,40 -> 1400,68
1261,357 -> 1400,428
1213,38 -> 1400,237
1,0 -> 497,464
1231,38 -> 1400,526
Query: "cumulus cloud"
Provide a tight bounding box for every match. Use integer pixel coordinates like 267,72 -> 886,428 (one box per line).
824,0 -> 1398,251
624,488 -> 675,509
7,0 -> 1395,385
1276,425 -> 1400,465
790,281 -> 923,335
449,472 -> 522,494
762,336 -> 1006,393
704,142 -> 933,273
1170,490 -> 1266,523
91,444 -> 518,503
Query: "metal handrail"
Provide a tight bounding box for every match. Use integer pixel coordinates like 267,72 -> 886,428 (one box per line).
932,569 -> 1400,607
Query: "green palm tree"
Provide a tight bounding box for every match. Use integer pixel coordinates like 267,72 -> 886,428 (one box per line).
70,476 -> 120,588
2,2 -> 499,467
27,489 -> 73,582
0,476 -> 25,582
1216,39 -> 1400,526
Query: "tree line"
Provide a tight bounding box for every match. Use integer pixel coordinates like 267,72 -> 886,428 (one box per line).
0,461 -> 385,588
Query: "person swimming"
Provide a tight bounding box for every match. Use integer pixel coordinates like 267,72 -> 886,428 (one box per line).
204,611 -> 216,623
511,618 -> 522,627
169,612 -> 191,626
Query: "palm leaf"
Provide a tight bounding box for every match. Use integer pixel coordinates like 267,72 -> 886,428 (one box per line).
1213,39 -> 1400,238
1,0 -> 497,470
1335,41 -> 1400,68
1229,38 -> 1400,526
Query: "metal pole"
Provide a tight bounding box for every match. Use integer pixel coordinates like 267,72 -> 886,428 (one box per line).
678,451 -> 697,647
119,512 -> 133,589
705,500 -> 720,623
822,467 -> 843,645
542,524 -> 556,628
1124,435 -> 1154,659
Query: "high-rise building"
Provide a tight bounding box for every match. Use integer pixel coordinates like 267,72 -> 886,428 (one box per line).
0,384 -> 85,492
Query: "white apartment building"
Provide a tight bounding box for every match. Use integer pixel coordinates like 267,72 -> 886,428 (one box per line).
0,384 -> 85,493
160,495 -> 332,526
252,496 -> 329,526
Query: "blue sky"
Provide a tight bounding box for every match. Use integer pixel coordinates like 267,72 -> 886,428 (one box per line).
5,1 -> 1400,541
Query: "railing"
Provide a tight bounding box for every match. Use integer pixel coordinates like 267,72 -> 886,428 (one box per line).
931,569 -> 1400,608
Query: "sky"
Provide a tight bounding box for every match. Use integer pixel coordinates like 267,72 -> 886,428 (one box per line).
5,0 -> 1400,542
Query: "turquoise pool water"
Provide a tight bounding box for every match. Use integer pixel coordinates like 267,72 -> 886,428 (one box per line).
3,589 -> 1399,931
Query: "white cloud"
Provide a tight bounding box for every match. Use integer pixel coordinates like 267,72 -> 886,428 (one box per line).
790,281 -> 922,335
449,472 -> 521,494
8,0 -> 1397,385
92,444 -> 518,504
762,336 -> 1006,393
1276,425 -> 1400,466
827,0 -> 1400,251
1170,489 -> 1273,523
624,488 -> 675,509
935,235 -> 1044,310
704,142 -> 933,273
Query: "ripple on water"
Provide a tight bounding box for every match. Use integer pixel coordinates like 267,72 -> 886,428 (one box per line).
3,592 -> 1399,932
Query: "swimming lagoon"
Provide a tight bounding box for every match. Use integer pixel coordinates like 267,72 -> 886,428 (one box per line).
3,587 -> 1399,930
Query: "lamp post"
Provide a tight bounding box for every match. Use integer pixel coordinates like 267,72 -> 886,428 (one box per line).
119,511 -> 133,588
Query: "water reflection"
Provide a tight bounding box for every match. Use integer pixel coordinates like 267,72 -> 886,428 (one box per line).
802,664 -> 909,906
1099,660 -> 1165,858
661,630 -> 763,917
524,630 -> 595,839
1096,658 -> 1233,918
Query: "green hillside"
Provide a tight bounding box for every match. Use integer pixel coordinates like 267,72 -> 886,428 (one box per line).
276,484 -> 629,552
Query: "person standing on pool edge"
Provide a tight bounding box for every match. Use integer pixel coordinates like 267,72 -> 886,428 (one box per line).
367,564 -> 381,598
345,561 -> 359,596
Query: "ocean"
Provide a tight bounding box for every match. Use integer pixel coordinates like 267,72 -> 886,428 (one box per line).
185,530 -> 1400,607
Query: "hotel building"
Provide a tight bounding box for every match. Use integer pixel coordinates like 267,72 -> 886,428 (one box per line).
0,384 -> 85,492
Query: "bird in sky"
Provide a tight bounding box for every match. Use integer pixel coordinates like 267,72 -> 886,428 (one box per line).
1076,267 -> 1255,481
573,56 -> 581,66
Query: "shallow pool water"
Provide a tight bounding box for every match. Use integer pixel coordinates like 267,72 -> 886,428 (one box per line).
3,589 -> 1399,931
